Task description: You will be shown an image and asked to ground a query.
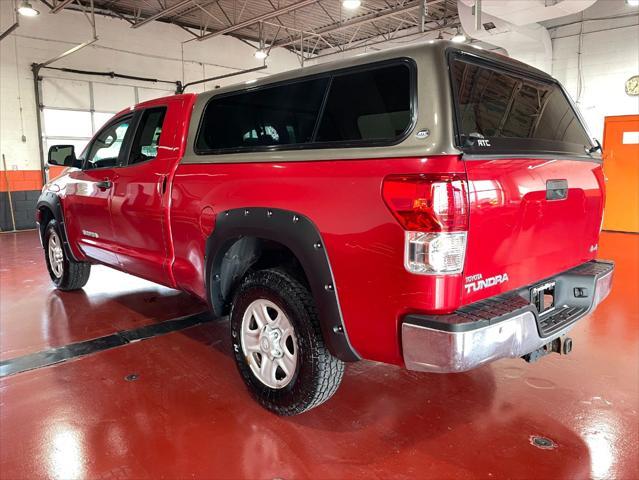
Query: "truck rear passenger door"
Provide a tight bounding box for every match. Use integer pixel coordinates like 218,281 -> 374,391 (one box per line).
109,98 -> 183,285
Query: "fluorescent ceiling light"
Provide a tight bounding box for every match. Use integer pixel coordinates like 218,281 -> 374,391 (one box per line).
342,0 -> 362,10
17,0 -> 39,16
254,49 -> 268,60
626,0 -> 639,6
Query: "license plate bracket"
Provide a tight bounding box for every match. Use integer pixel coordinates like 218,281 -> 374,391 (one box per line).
531,281 -> 556,316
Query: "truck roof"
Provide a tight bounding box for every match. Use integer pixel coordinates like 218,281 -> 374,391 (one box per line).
200,40 -> 552,98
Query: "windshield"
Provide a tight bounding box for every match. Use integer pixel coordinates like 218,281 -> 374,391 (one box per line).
450,54 -> 594,156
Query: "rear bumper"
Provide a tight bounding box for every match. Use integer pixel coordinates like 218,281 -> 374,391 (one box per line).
401,260 -> 614,373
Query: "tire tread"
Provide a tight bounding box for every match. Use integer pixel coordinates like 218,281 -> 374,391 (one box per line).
44,219 -> 91,291
62,259 -> 91,291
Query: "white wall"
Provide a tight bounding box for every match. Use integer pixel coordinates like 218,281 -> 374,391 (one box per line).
547,1 -> 639,140
0,0 -> 300,172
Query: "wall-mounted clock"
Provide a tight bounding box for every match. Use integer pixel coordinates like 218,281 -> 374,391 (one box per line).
626,75 -> 639,96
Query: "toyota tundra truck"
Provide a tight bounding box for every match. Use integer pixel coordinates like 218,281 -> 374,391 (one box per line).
37,41 -> 614,415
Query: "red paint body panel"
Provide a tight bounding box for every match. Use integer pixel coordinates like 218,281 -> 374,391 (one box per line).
62,166 -> 120,266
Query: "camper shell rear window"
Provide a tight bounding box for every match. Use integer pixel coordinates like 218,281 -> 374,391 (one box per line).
449,52 -> 594,157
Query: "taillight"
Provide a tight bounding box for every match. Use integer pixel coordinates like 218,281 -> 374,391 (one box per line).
382,174 -> 469,275
382,174 -> 468,231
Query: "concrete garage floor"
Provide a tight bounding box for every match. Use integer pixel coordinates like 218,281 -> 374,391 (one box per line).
0,231 -> 637,479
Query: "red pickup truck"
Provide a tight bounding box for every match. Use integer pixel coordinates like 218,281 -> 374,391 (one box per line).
37,42 -> 614,415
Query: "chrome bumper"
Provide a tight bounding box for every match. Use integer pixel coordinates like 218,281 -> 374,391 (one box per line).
402,260 -> 614,373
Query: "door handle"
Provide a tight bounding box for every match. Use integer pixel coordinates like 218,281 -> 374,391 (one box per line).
158,175 -> 168,195
96,179 -> 112,190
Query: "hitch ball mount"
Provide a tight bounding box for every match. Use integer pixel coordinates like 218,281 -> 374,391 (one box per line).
522,336 -> 573,363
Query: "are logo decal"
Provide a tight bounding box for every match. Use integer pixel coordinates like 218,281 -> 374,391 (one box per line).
477,139 -> 491,147
465,272 -> 509,293
415,129 -> 430,139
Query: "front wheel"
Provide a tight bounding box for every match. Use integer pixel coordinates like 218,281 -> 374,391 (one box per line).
230,269 -> 344,415
44,219 -> 91,291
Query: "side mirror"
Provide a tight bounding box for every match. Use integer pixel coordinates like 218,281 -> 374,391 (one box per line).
48,145 -> 78,168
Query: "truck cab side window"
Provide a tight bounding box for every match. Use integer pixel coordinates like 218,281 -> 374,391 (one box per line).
129,107 -> 167,165
316,64 -> 411,142
196,78 -> 329,153
85,118 -> 131,170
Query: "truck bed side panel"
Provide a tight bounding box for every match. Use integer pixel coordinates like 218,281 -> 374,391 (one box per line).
170,155 -> 464,366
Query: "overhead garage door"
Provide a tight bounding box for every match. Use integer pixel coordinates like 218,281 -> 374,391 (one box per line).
40,74 -> 174,180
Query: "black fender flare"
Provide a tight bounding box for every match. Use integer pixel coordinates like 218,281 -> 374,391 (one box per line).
36,191 -> 79,262
205,207 -> 360,362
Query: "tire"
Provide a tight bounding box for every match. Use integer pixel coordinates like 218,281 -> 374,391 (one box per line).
44,219 -> 91,291
230,268 -> 344,415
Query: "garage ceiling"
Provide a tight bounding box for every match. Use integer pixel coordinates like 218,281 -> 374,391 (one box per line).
44,0 -> 460,59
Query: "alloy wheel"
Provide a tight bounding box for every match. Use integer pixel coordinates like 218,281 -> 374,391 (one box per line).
240,298 -> 298,389
48,230 -> 64,279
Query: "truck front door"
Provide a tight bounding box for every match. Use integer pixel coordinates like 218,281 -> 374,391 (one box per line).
63,114 -> 134,267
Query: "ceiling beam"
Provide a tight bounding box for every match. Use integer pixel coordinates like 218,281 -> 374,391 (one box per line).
51,0 -> 77,13
168,0 -> 218,22
194,0 -> 320,42
131,0 -> 194,29
314,17 -> 460,60
274,0 -> 441,48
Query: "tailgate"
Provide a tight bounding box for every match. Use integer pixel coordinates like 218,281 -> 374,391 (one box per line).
448,50 -> 605,304
462,158 -> 604,304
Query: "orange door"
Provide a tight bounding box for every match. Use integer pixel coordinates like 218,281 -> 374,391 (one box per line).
602,115 -> 639,233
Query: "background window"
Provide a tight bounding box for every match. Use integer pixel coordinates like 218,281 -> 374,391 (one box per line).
43,109 -> 93,138
85,118 -> 131,169
316,64 -> 411,142
40,78 -> 175,180
197,77 -> 329,152
129,108 -> 166,164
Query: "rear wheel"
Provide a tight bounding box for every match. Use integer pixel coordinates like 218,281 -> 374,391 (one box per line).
230,268 -> 344,415
44,219 -> 91,290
